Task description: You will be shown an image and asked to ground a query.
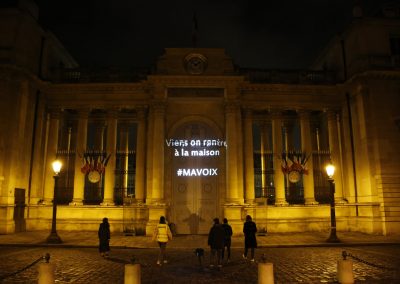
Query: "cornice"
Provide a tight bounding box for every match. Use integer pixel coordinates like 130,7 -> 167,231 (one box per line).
43,82 -> 147,95
0,64 -> 45,87
240,82 -> 340,95
347,70 -> 400,83
147,75 -> 245,86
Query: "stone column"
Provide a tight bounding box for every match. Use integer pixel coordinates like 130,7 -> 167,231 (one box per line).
135,108 -> 146,203
119,123 -> 129,198
93,121 -> 106,150
95,123 -> 106,198
145,109 -> 154,202
260,123 -> 269,198
145,104 -> 166,236
271,112 -> 287,206
151,103 -> 165,202
102,110 -> 118,206
327,110 -> 344,201
243,109 -> 255,204
236,107 -> 244,202
43,109 -> 61,204
70,110 -> 89,205
225,103 -> 241,204
299,111 -> 317,205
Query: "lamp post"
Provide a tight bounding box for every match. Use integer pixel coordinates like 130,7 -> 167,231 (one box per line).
46,160 -> 63,244
325,162 -> 340,243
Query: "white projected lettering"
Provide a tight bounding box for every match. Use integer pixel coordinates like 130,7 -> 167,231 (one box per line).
166,138 -> 227,177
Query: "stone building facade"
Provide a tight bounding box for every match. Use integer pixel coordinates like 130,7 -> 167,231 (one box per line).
1,1 -> 399,235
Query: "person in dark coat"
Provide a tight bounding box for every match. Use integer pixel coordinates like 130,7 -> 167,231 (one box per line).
243,215 -> 257,262
98,217 -> 110,257
207,217 -> 225,268
221,218 -> 233,262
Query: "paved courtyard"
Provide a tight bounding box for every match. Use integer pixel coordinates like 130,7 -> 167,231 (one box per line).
0,245 -> 399,283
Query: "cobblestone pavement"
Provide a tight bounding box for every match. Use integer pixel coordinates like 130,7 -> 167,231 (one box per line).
0,246 -> 399,283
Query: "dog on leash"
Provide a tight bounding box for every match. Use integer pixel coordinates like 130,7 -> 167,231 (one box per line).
194,248 -> 204,267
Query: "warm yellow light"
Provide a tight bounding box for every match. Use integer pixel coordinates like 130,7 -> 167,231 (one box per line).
325,163 -> 335,179
52,160 -> 62,175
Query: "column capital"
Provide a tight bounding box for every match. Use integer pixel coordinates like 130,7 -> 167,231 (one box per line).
106,108 -> 119,119
151,102 -> 166,116
325,109 -> 338,122
225,101 -> 239,114
269,110 -> 283,119
242,107 -> 253,118
48,108 -> 62,119
118,121 -> 131,131
297,109 -> 311,120
76,108 -> 91,119
136,106 -> 147,119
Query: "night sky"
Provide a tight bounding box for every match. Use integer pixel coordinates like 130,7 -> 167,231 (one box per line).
35,0 -> 389,69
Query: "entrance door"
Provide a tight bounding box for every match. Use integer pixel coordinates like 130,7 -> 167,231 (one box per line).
171,123 -> 218,234
14,188 -> 26,232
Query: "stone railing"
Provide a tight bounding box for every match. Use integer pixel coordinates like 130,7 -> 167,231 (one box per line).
49,66 -> 341,85
238,68 -> 337,84
347,54 -> 400,78
51,67 -> 151,83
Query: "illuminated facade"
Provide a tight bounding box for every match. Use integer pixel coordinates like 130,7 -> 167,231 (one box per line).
1,1 -> 399,235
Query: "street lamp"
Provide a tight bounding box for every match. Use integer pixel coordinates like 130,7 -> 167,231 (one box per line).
46,160 -> 63,244
325,161 -> 340,243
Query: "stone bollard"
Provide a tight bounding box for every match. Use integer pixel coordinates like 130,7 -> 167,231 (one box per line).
124,263 -> 141,284
258,262 -> 274,284
37,262 -> 55,284
337,251 -> 354,284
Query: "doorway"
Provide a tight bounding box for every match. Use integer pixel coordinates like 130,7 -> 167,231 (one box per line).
14,188 -> 26,232
170,122 -> 219,234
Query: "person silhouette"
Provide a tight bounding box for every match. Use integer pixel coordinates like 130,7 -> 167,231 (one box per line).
243,215 -> 257,262
98,217 -> 110,258
152,216 -> 173,265
221,218 -> 233,263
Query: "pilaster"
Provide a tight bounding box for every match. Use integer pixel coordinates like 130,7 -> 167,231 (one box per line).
225,102 -> 242,204
299,110 -> 317,205
243,109 -> 255,204
151,102 -> 165,203
135,108 -> 147,203
327,110 -> 344,202
70,109 -> 89,206
271,111 -> 288,206
102,110 -> 118,206
43,109 -> 61,204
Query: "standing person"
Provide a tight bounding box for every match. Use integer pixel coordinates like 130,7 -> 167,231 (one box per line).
221,218 -> 233,263
98,217 -> 110,258
243,215 -> 257,262
153,216 -> 173,266
207,217 -> 225,268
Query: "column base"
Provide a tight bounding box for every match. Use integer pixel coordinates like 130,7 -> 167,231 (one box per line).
43,198 -> 53,205
274,199 -> 288,206
224,198 -> 244,205
69,200 -> 83,206
335,198 -> 347,204
101,199 -> 115,206
305,199 -> 319,205
244,199 -> 256,205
